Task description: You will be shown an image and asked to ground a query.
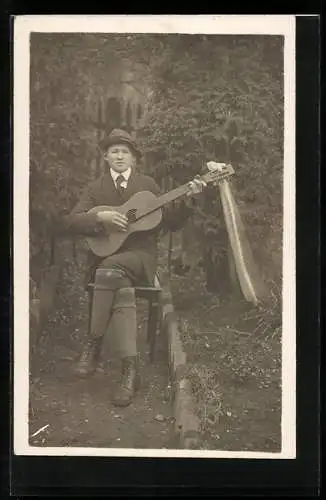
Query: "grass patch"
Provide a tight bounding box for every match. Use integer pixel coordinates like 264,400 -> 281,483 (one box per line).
171,266 -> 282,452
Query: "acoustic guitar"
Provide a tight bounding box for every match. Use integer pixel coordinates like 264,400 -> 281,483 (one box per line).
86,163 -> 235,258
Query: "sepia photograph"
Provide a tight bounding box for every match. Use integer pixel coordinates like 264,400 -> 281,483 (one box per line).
14,15 -> 296,459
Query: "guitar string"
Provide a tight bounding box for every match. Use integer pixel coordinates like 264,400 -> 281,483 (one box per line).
130,171 -> 233,223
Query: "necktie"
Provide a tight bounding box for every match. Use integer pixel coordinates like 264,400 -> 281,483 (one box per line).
116,175 -> 126,192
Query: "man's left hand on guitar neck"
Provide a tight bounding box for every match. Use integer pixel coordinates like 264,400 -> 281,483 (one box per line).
186,176 -> 207,197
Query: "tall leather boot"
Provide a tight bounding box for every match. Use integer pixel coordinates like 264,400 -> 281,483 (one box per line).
73,338 -> 102,377
112,356 -> 140,407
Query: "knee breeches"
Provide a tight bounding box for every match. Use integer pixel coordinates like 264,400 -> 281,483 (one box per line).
89,267 -> 137,357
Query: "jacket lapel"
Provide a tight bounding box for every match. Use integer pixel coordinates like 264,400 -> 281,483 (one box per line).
100,169 -> 140,205
125,170 -> 137,198
101,172 -> 122,205
124,169 -> 139,198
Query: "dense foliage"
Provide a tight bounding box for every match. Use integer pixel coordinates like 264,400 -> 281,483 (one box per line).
136,35 -> 284,284
30,34 -> 121,266
30,34 -> 284,289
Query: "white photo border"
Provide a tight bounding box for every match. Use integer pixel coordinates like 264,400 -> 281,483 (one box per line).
13,14 -> 296,459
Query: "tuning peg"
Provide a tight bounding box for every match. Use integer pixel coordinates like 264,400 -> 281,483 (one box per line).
206,161 -> 217,172
207,161 -> 228,172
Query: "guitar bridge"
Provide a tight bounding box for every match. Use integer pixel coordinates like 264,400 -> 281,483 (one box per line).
126,208 -> 137,223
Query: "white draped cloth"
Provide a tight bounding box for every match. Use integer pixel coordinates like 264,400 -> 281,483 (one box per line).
207,162 -> 269,306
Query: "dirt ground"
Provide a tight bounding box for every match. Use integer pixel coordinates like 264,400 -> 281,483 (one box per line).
171,269 -> 282,453
29,238 -> 281,453
29,260 -> 175,450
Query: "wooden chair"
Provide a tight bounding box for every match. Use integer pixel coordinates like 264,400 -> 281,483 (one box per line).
51,234 -> 165,362
86,274 -> 163,363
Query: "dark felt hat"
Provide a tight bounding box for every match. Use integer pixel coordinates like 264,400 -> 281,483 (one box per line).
100,128 -> 142,160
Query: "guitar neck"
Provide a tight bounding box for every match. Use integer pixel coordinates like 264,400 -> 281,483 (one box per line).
136,183 -> 190,220
153,184 -> 190,210
135,165 -> 234,221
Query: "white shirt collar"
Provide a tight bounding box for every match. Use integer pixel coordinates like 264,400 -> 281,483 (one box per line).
110,167 -> 131,187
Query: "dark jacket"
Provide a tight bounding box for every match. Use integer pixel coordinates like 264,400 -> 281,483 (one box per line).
61,169 -> 194,285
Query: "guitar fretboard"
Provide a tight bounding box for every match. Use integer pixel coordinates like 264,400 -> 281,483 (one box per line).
135,184 -> 190,221
133,167 -> 234,222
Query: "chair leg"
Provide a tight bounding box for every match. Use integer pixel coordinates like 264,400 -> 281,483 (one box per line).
87,290 -> 93,334
147,299 -> 153,343
157,291 -> 164,337
157,291 -> 168,363
147,298 -> 160,363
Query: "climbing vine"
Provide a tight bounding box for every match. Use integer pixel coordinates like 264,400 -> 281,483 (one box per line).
30,33 -> 284,289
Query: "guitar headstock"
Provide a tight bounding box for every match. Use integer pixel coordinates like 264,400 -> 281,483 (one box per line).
201,162 -> 235,185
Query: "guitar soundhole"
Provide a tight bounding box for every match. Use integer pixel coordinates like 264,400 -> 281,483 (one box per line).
126,208 -> 137,223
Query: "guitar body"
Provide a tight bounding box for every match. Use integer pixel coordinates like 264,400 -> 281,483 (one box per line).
86,191 -> 163,257
85,163 -> 235,258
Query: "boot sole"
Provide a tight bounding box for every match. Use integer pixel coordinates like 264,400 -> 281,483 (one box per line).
112,399 -> 133,408
72,367 -> 96,377
111,377 -> 141,407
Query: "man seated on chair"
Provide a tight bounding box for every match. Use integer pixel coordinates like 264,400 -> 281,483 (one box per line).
61,128 -> 206,407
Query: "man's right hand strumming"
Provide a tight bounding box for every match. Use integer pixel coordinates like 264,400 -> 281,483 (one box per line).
96,210 -> 129,232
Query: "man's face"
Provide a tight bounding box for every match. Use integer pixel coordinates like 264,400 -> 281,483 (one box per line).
104,143 -> 136,173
